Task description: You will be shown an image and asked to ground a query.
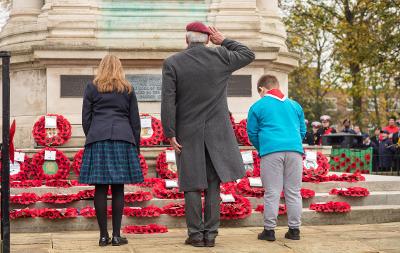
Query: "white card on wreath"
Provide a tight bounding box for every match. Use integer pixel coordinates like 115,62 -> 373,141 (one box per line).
14,152 -> 25,162
10,161 -> 21,176
249,177 -> 263,187
140,117 -> 152,128
44,150 -> 56,161
44,116 -> 57,129
220,193 -> 235,203
305,151 -> 317,161
241,151 -> 254,164
165,179 -> 179,188
165,150 -> 176,163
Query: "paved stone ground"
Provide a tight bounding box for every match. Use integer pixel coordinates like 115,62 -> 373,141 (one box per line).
10,222 -> 400,253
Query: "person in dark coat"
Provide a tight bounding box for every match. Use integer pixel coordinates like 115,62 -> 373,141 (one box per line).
303,119 -> 315,145
371,127 -> 381,172
391,125 -> 400,174
341,119 -> 356,134
378,130 -> 396,172
80,54 -> 143,247
161,22 -> 254,247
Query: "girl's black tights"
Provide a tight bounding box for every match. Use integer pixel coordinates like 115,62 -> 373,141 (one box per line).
94,184 -> 124,237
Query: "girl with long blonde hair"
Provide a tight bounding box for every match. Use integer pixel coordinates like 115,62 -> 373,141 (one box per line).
80,54 -> 143,247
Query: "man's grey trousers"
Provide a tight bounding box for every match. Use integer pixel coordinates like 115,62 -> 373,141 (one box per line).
260,151 -> 303,230
184,148 -> 221,240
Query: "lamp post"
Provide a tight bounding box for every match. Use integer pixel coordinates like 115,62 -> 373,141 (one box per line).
1,51 -> 11,253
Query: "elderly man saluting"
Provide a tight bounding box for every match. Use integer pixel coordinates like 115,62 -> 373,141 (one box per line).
161,22 -> 255,247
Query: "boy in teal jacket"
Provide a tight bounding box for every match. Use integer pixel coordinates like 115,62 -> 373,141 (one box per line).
247,75 -> 306,241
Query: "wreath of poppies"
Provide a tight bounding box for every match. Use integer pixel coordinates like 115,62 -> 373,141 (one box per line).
220,194 -> 252,220
10,180 -> 42,188
80,206 -> 96,218
329,187 -> 370,197
156,148 -> 178,179
133,178 -> 163,188
72,149 -> 84,176
31,147 -> 71,180
309,201 -> 351,213
162,203 -> 185,217
32,114 -> 72,146
124,191 -> 153,203
77,189 -> 95,200
303,171 -> 366,183
220,182 -> 237,194
242,150 -> 261,177
236,178 -> 264,198
123,206 -> 163,217
152,179 -> 184,199
10,208 -> 79,220
303,152 -> 330,178
10,193 -> 40,205
230,113 -> 237,132
255,204 -> 287,215
123,224 -> 168,234
235,119 -> 252,146
1,152 -> 30,181
40,193 -> 79,204
140,114 -> 164,146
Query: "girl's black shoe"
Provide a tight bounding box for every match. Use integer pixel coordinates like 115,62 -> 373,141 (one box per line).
112,236 -> 128,246
99,236 -> 111,247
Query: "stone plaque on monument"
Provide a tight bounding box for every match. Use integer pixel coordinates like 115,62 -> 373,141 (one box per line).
227,75 -> 252,97
60,75 -> 93,98
60,74 -> 251,100
126,75 -> 162,102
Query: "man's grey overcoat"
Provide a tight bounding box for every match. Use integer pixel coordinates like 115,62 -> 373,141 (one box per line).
161,39 -> 255,191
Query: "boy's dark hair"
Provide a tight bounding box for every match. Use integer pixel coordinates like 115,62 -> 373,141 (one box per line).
388,115 -> 397,121
257,75 -> 280,92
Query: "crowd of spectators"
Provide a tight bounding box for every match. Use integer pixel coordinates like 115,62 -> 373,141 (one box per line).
303,115 -> 400,173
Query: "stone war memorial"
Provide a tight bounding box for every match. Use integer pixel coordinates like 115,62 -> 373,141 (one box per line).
0,1 -> 399,253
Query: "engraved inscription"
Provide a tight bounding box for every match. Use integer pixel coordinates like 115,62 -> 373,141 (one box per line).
60,74 -> 252,100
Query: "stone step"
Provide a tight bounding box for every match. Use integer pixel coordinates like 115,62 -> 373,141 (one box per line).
10,191 -> 400,210
10,205 -> 400,233
10,173 -> 400,197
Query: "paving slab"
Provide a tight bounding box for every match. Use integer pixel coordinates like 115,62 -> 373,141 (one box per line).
9,223 -> 400,253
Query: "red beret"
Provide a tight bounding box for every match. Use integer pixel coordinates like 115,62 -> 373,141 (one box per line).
186,21 -> 211,35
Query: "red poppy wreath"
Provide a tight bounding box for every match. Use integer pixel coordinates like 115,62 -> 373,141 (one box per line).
235,119 -> 252,146
1,151 -> 30,181
156,148 -> 178,179
140,114 -> 164,146
123,224 -> 168,234
32,114 -> 72,146
329,187 -> 370,197
31,147 -> 71,180
220,194 -> 252,220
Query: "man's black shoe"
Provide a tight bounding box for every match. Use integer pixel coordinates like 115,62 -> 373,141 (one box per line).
185,237 -> 205,247
285,228 -> 300,240
204,238 -> 215,247
258,229 -> 276,241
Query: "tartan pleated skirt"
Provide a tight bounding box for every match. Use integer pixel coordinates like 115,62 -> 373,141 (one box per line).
79,140 -> 144,185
